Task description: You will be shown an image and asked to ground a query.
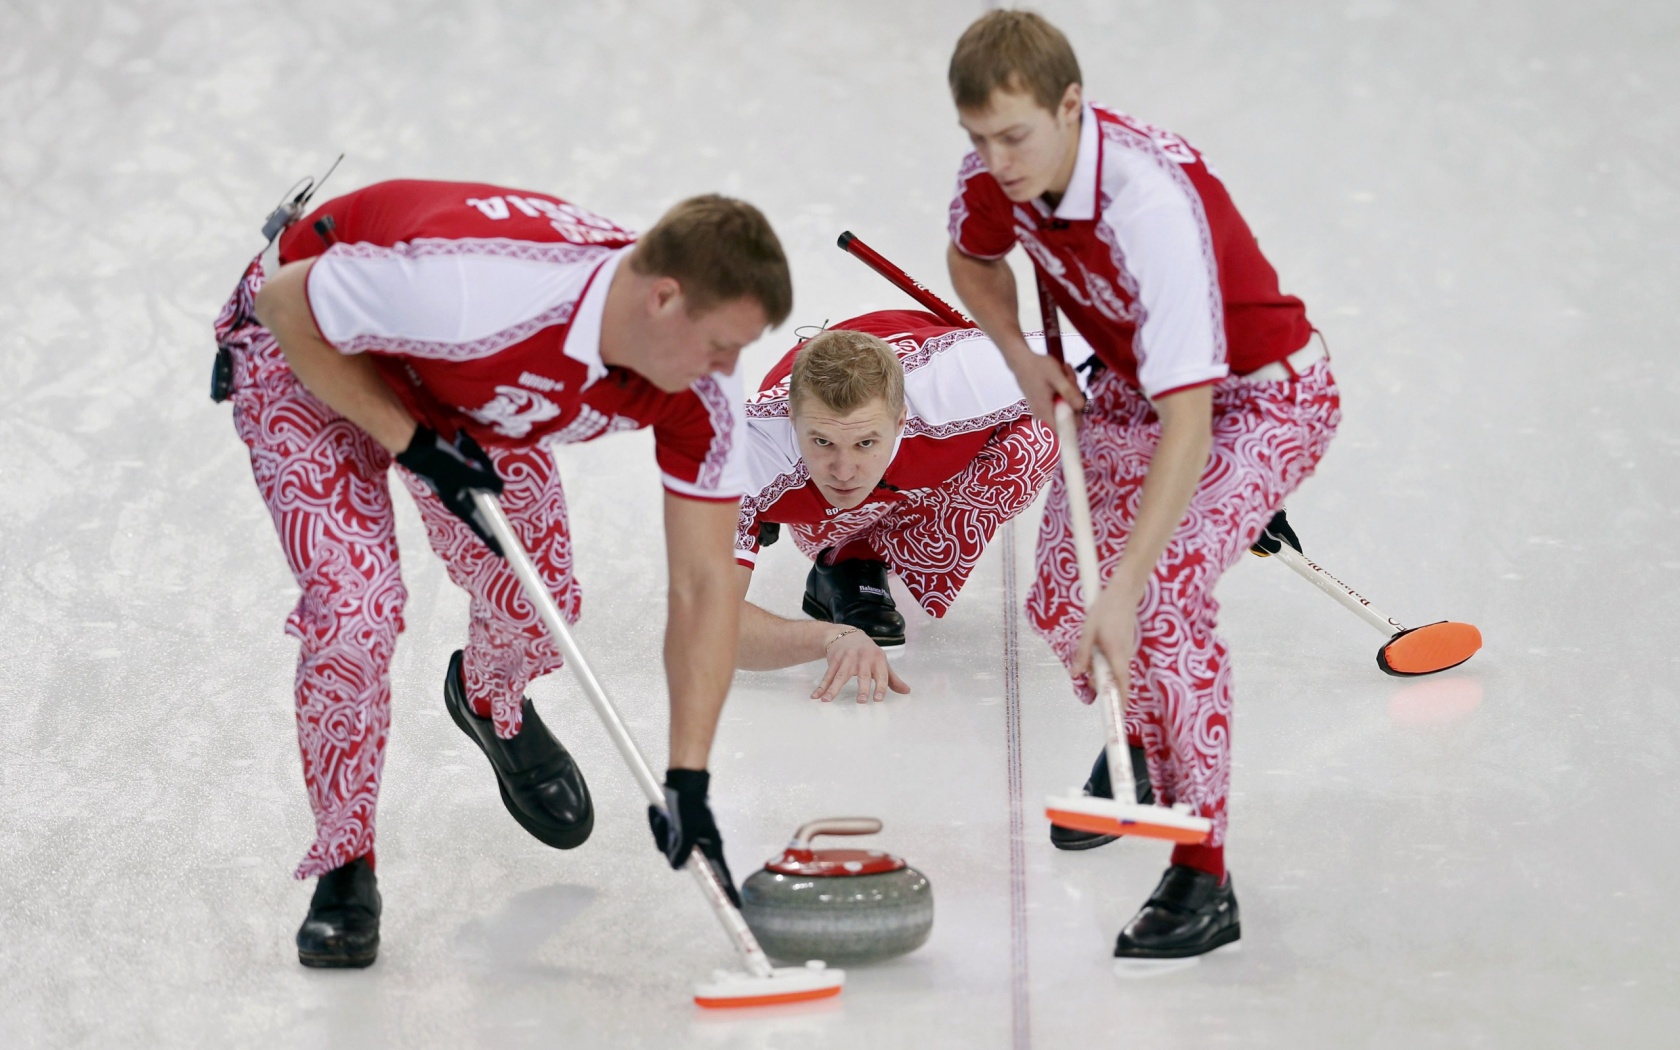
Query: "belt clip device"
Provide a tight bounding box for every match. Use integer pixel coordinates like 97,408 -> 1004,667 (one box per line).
212,154 -> 343,403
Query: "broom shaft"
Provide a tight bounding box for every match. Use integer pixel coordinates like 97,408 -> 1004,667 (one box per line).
1269,543 -> 1407,635
1052,400 -> 1137,799
1039,276 -> 1137,797
472,491 -> 774,979
837,231 -> 974,328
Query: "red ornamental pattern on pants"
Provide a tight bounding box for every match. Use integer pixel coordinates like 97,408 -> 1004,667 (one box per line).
1026,362 -> 1341,848
215,260 -> 579,879
785,420 -> 1059,616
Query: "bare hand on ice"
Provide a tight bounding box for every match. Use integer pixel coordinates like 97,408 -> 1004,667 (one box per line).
813,629 -> 911,704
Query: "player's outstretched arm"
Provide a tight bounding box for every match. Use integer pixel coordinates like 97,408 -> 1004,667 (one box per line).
664,493 -> 747,769
733,565 -> 833,670
253,259 -> 418,454
734,566 -> 910,703
947,243 -> 1084,421
1074,384 -> 1213,689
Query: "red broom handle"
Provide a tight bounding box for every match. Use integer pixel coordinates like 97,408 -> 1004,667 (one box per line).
836,231 -> 975,329
1033,270 -> 1066,365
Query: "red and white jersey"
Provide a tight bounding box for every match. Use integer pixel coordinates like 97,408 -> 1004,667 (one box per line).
278,180 -> 748,502
735,310 -> 1077,567
949,103 -> 1312,399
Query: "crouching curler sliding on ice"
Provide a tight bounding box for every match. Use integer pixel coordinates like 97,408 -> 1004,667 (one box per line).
731,310 -> 1064,701
212,179 -> 790,968
946,12 -> 1342,961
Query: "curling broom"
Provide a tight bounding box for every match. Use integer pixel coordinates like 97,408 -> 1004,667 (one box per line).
470,491 -> 845,1008
1031,274 -> 1213,845
1251,519 -> 1482,676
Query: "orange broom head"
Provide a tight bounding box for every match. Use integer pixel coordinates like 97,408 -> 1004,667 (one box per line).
1045,795 -> 1212,845
693,963 -> 845,1009
1378,621 -> 1483,676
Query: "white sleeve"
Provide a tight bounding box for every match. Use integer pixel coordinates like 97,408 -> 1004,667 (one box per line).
731,414 -> 807,565
1108,196 -> 1229,397
900,330 -> 1032,431
305,241 -> 597,361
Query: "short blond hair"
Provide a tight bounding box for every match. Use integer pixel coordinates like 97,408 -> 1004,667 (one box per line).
948,9 -> 1082,113
789,329 -> 905,418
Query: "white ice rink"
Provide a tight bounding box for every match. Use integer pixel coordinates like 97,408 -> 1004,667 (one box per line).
3,1 -> 1677,1046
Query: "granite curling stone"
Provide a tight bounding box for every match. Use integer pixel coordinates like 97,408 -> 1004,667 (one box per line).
741,818 -> 933,964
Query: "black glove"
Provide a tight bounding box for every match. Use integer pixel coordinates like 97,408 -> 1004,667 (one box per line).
648,768 -> 742,908
1250,508 -> 1303,557
395,425 -> 506,556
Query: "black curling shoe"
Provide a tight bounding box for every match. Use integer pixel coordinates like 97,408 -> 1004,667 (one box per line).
1114,865 -> 1241,960
802,553 -> 906,646
1250,508 -> 1303,557
1049,744 -> 1154,851
444,650 -> 594,850
297,855 -> 381,968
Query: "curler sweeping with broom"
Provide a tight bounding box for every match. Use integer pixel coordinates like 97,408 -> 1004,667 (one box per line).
215,179 -> 790,968
944,11 -> 1342,960
731,310 -> 1073,701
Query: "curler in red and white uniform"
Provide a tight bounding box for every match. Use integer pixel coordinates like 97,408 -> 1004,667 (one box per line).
215,178 -> 785,968
737,310 -> 1063,609
952,102 -> 1342,859
948,10 -> 1341,960
731,310 -> 1064,703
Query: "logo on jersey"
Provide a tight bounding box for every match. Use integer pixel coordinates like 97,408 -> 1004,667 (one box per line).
465,384 -> 562,439
1114,116 -> 1198,166
518,371 -> 565,393
465,194 -> 633,246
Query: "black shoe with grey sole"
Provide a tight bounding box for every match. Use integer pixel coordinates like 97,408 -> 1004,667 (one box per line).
1049,744 -> 1154,851
802,553 -> 906,647
444,649 -> 594,850
1114,865 -> 1241,960
297,855 -> 380,968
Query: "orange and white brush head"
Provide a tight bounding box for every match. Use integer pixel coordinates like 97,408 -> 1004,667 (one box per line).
1045,794 -> 1213,844
1378,621 -> 1483,676
693,961 -> 845,1009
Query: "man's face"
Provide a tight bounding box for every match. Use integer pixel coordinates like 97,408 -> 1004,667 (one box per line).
794,395 -> 906,510
957,83 -> 1082,202
640,281 -> 768,392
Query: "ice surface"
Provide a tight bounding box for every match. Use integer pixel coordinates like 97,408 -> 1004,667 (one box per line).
1,1 -> 1677,1046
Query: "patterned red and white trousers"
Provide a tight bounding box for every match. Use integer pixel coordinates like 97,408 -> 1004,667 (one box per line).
1027,361 -> 1341,848
785,419 -> 1059,617
216,262 -> 577,879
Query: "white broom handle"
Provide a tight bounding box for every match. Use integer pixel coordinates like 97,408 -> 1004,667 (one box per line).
472,491 -> 774,979
1052,402 -> 1138,798
1269,543 -> 1406,636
